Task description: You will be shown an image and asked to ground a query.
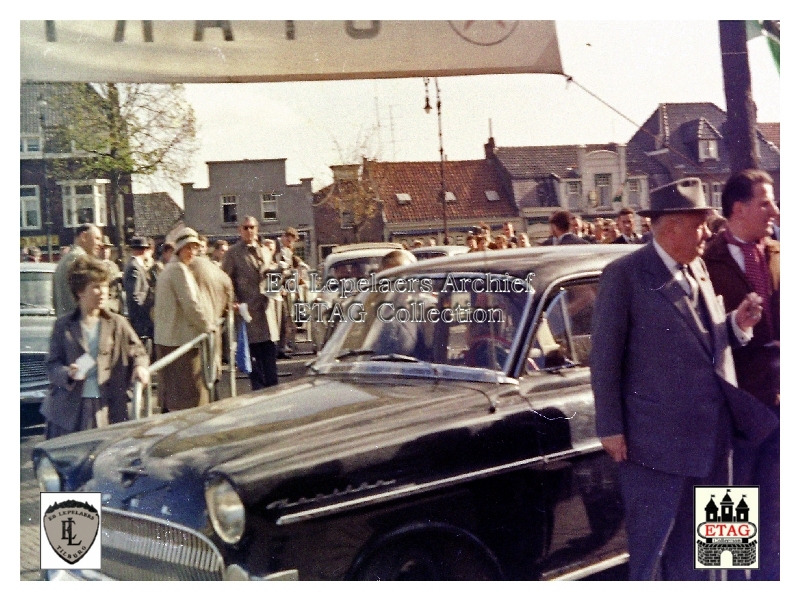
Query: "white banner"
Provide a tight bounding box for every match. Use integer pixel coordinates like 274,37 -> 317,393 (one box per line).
21,20 -> 563,83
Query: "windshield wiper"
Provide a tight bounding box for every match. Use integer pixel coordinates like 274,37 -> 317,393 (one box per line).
335,348 -> 376,361
368,354 -> 420,363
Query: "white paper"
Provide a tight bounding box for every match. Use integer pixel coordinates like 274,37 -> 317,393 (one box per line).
73,353 -> 96,380
239,303 -> 253,323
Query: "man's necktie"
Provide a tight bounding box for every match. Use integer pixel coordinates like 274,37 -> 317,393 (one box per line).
725,231 -> 773,337
680,264 -> 699,305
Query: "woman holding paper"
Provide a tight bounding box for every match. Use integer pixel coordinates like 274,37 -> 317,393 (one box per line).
40,255 -> 150,439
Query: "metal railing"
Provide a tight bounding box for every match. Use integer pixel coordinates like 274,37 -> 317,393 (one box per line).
132,310 -> 236,420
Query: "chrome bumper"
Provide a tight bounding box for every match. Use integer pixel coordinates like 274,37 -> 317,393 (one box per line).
47,566 -> 299,581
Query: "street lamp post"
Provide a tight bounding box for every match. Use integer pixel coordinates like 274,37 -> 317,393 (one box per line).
424,77 -> 448,243
38,95 -> 53,262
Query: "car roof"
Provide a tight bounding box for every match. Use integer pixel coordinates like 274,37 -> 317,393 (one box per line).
20,262 -> 57,273
330,242 -> 403,254
411,245 -> 470,257
380,245 -> 637,288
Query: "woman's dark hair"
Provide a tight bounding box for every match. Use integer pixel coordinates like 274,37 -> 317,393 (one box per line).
67,255 -> 110,301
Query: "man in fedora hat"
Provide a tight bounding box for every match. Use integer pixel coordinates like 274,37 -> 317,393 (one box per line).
590,177 -> 778,580
123,236 -> 156,346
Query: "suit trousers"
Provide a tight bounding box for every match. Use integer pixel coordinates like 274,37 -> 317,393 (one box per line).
729,406 -> 780,581
249,340 -> 278,390
619,407 -> 732,580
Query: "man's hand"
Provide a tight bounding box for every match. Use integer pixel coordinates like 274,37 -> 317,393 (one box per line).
735,292 -> 763,331
601,434 -> 628,462
133,365 -> 150,386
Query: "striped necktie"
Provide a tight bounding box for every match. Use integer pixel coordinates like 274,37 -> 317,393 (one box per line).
725,231 -> 773,337
680,264 -> 699,305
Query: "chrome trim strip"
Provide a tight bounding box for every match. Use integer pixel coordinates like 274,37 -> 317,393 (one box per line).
542,441 -> 603,463
278,454 -> 539,526
276,440 -> 605,526
545,552 -> 629,581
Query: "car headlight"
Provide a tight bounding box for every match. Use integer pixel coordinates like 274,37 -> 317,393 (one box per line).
35,456 -> 62,492
204,477 -> 245,544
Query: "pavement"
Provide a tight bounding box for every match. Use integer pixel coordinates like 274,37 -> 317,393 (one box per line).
19,351 -> 314,582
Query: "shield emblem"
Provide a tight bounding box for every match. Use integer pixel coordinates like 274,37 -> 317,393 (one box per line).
42,500 -> 100,565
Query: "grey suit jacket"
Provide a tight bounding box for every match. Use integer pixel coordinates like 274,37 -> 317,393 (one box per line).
590,243 -> 777,478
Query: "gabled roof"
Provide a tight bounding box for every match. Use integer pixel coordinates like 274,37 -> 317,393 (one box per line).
627,103 -> 780,180
494,143 -> 620,179
758,122 -> 780,149
20,82 -> 87,134
366,159 -> 518,224
133,192 -> 184,237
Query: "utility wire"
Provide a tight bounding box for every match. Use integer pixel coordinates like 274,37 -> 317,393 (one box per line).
563,74 -> 725,178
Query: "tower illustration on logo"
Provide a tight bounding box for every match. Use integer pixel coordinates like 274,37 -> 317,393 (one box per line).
695,488 -> 758,568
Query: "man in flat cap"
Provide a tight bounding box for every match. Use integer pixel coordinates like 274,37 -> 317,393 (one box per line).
590,177 -> 778,580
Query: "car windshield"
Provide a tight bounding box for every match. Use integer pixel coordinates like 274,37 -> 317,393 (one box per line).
316,273 -> 531,372
20,271 -> 54,310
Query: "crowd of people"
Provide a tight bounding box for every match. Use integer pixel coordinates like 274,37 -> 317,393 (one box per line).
40,219 -> 308,439
33,169 -> 779,581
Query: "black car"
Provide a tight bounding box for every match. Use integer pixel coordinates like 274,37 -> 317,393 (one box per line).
21,262 -> 56,416
34,246 -> 634,581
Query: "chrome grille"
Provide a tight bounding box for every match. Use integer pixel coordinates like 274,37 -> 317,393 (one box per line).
100,508 -> 224,580
20,353 -> 47,384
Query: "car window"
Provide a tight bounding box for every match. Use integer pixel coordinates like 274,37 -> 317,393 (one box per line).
526,281 -> 598,372
20,271 -> 54,310
318,274 -> 529,372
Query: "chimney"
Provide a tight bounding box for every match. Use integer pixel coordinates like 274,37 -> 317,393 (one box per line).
484,137 -> 496,160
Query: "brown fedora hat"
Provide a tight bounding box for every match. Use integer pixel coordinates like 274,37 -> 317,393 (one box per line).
638,177 -> 713,218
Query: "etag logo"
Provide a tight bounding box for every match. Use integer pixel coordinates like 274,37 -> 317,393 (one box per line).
694,487 -> 759,570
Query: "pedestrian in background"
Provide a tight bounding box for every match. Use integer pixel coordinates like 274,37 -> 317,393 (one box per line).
222,216 -> 282,390
211,239 -> 229,266
53,223 -> 104,317
99,236 -> 124,314
189,248 -> 234,400
541,210 -> 590,245
153,227 -> 215,412
41,255 -> 149,439
612,207 -> 641,244
123,236 -> 156,351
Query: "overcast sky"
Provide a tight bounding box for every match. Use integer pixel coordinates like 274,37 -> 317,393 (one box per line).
131,19 -> 781,205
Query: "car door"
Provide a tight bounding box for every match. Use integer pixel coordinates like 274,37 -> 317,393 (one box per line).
515,277 -> 627,579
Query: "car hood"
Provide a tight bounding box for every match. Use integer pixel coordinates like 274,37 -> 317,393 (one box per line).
77,375 -> 501,507
20,315 -> 56,352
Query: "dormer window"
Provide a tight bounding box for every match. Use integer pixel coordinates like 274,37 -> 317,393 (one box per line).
699,139 -> 719,161
395,193 -> 411,205
444,191 -> 457,203
485,190 -> 500,202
